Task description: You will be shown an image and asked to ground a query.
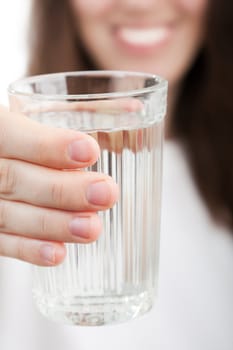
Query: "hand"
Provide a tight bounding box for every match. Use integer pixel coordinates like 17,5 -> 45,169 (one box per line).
0,106 -> 119,266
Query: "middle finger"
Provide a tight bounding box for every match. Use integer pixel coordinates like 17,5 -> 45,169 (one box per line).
0,158 -> 118,211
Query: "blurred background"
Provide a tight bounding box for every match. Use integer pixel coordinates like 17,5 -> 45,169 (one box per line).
0,0 -> 30,103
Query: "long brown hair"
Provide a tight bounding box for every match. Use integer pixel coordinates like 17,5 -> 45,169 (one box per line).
28,0 -> 233,231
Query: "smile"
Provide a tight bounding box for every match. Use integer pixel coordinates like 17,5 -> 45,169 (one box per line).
115,26 -> 172,53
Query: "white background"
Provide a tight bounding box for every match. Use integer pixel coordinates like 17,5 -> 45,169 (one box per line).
0,0 -> 31,104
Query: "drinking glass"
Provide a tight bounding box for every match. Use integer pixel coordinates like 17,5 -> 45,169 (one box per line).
8,71 -> 167,326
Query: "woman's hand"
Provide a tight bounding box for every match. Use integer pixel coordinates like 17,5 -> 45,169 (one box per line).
0,106 -> 119,266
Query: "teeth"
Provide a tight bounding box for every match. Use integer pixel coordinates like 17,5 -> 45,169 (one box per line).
119,27 -> 169,46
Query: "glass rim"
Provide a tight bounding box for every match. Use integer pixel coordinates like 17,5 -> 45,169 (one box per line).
8,70 -> 168,101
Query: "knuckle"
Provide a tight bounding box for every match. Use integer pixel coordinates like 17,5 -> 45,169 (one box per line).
36,136 -> 49,164
0,200 -> 8,229
50,182 -> 66,208
0,159 -> 17,196
16,237 -> 27,262
38,212 -> 49,238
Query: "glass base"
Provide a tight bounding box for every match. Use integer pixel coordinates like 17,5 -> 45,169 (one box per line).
33,291 -> 154,326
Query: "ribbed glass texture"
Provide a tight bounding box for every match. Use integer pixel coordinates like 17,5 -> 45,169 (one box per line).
33,124 -> 162,325
8,71 -> 167,326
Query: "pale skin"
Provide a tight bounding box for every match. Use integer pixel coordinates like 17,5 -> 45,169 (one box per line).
0,105 -> 119,265
0,0 -> 207,266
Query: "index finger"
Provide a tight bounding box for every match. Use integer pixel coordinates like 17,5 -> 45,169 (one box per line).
0,106 -> 100,169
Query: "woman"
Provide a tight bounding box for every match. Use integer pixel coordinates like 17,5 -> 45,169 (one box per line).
0,0 -> 233,349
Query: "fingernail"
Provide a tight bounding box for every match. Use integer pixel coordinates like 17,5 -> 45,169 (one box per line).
68,139 -> 94,162
69,217 -> 91,239
86,181 -> 113,206
39,244 -> 55,264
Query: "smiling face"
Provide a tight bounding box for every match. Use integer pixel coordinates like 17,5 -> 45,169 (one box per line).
69,0 -> 208,88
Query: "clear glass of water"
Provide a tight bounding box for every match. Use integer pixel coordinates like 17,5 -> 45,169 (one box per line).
8,71 -> 167,326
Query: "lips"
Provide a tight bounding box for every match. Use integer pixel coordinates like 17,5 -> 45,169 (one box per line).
114,26 -> 172,53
